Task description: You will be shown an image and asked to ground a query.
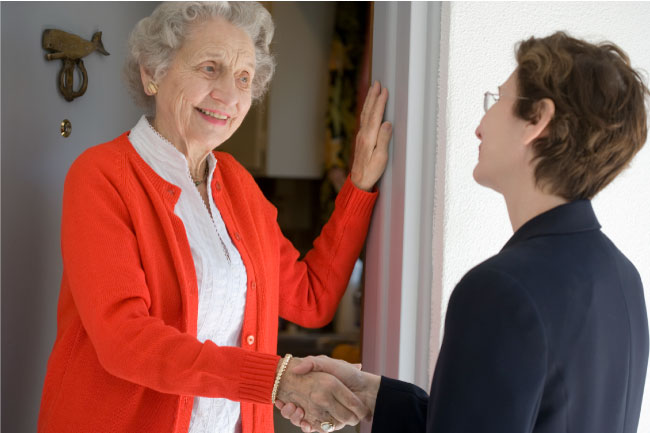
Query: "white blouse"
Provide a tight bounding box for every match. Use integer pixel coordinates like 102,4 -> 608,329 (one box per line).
130,115 -> 247,433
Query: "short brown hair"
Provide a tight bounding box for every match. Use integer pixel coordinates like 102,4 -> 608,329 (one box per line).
515,32 -> 649,200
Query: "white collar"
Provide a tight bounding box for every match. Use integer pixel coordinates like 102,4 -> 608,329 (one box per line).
129,115 -> 216,188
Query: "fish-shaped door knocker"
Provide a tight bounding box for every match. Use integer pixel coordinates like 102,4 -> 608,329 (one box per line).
42,29 -> 110,102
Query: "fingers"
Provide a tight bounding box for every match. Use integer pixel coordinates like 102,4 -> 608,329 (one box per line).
351,80 -> 391,192
291,356 -> 315,375
301,420 -> 314,433
360,81 -> 380,125
366,86 -> 389,133
290,407 -> 306,428
331,381 -> 369,424
377,121 -> 393,149
281,402 -> 306,427
323,399 -> 360,429
277,362 -> 370,431
305,396 -> 357,430
372,121 -> 392,165
311,356 -> 359,385
313,372 -> 368,426
278,400 -> 309,430
310,359 -> 373,423
303,374 -> 367,430
280,401 -> 297,419
358,84 -> 386,156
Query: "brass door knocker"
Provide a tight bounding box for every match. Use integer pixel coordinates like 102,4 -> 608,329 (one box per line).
42,29 -> 110,102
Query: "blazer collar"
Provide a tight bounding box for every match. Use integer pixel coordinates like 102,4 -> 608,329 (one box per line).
502,200 -> 601,250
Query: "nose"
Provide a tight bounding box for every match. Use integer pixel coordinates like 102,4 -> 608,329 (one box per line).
210,72 -> 238,109
475,124 -> 482,140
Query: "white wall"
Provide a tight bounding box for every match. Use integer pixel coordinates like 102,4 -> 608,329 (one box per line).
435,2 -> 650,431
1,2 -> 157,431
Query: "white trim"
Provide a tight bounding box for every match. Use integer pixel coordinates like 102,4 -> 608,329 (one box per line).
362,0 -> 442,398
399,1 -> 443,388
429,0 -> 452,382
363,0 -> 400,381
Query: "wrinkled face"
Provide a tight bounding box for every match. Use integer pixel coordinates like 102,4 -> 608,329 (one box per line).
473,71 -> 531,193
151,17 -> 255,151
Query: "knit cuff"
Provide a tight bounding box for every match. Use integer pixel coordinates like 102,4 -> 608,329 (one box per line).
239,352 -> 281,403
335,176 -> 379,221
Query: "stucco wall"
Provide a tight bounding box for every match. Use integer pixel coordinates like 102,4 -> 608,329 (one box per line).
437,2 -> 650,430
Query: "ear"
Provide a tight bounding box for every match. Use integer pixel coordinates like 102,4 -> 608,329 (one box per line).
140,65 -> 155,96
522,98 -> 555,145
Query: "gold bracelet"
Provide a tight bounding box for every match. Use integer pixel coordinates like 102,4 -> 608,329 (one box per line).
271,354 -> 292,404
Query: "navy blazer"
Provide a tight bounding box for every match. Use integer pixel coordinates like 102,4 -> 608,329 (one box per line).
371,200 -> 648,433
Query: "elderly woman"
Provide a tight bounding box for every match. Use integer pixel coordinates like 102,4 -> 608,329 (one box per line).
279,32 -> 649,433
37,2 -> 392,433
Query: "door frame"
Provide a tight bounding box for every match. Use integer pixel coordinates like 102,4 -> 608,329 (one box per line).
361,0 -> 443,395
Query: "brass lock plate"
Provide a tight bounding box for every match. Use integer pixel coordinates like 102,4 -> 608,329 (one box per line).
60,119 -> 71,137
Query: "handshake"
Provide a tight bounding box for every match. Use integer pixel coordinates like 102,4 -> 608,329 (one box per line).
274,355 -> 381,433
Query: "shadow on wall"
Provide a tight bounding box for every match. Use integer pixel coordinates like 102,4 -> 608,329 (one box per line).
1,2 -> 158,432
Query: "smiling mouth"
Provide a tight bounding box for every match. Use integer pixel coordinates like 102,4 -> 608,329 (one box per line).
196,107 -> 229,120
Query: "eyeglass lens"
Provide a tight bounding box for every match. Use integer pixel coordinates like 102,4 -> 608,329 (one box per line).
484,92 -> 497,113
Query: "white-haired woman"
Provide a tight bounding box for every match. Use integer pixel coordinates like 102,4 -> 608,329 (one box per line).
37,2 -> 392,433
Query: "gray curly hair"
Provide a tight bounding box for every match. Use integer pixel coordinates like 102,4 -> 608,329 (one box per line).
124,1 -> 275,111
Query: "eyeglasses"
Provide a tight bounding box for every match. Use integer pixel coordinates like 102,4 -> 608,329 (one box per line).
483,91 -> 530,113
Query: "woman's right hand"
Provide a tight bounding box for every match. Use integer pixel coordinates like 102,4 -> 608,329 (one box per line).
276,357 -> 371,432
349,80 -> 392,192
276,356 -> 379,432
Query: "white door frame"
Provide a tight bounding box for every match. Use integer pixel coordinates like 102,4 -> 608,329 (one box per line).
362,0 -> 442,398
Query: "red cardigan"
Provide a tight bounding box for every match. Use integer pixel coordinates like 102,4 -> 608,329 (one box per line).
38,132 -> 377,433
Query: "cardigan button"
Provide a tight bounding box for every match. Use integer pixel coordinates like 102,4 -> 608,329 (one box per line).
235,233 -> 241,241
215,181 -> 221,191
251,282 -> 256,290
246,335 -> 255,345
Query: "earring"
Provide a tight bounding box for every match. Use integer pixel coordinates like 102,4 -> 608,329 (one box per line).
147,81 -> 158,95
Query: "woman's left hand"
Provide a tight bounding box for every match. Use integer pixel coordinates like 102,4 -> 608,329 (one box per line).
350,81 -> 392,192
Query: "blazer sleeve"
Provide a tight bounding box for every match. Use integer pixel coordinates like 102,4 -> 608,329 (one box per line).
371,376 -> 429,433
277,176 -> 378,328
426,266 -> 547,433
61,150 -> 279,402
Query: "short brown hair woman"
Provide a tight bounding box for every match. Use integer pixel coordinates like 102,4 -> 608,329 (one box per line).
277,31 -> 650,433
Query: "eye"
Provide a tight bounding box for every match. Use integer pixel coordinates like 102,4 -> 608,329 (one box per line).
237,72 -> 252,89
198,62 -> 219,75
